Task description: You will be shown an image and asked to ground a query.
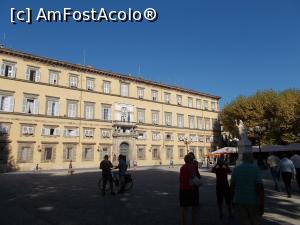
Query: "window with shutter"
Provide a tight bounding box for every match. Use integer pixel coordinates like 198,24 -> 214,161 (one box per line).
103,81 -> 111,94
205,118 -> 210,130
0,125 -> 9,135
27,127 -> 34,135
86,78 -> 94,90
26,68 -> 39,82
83,146 -> 93,161
152,147 -> 160,160
197,117 -> 203,129
137,109 -> 145,123
69,76 -> 78,88
137,88 -> 144,98
166,147 -> 173,159
137,147 -> 145,160
0,96 -> 4,111
1,64 -> 16,78
177,114 -> 184,128
164,93 -> 171,103
0,64 -> 5,76
54,128 -> 60,136
35,70 -> 40,82
179,148 -> 185,158
120,83 -> 129,96
203,100 -> 209,110
22,126 -> 28,135
152,111 -> 159,124
18,146 -> 32,163
189,116 -> 195,129
33,99 -> 39,114
67,102 -> 77,118
151,90 -> 158,101
177,95 -> 182,105
165,112 -> 172,126
44,147 -> 53,161
102,105 -> 111,120
0,96 -> 13,112
196,99 -> 202,109
85,104 -> 94,120
188,97 -> 193,108
49,72 -> 58,85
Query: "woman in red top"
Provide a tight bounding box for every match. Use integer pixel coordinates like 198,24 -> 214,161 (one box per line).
180,154 -> 199,225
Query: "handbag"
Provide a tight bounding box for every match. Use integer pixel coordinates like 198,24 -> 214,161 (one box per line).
189,176 -> 202,187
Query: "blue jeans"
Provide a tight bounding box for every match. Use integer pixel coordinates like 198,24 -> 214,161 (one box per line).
270,167 -> 280,190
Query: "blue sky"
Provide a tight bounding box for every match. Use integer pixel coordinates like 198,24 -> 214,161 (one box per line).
0,0 -> 299,107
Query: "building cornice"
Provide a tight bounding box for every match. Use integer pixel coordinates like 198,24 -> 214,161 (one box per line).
0,47 -> 221,100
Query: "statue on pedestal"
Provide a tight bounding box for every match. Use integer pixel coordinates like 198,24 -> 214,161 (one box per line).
235,119 -> 252,156
235,120 -> 248,142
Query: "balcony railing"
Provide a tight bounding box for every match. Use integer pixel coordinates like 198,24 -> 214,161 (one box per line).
112,120 -> 137,127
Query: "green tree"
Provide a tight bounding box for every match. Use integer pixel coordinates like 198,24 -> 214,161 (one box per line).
220,89 -> 300,145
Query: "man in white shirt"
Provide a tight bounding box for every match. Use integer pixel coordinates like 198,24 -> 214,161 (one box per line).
267,153 -> 280,191
291,153 -> 300,191
279,155 -> 296,198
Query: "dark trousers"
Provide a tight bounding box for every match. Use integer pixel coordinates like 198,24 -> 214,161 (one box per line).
281,172 -> 292,196
270,167 -> 280,190
216,184 -> 231,206
296,168 -> 300,190
102,172 -> 114,193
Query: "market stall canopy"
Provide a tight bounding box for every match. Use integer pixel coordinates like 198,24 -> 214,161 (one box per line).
252,143 -> 300,152
211,147 -> 238,154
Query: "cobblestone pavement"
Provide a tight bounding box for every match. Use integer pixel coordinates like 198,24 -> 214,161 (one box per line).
0,166 -> 299,225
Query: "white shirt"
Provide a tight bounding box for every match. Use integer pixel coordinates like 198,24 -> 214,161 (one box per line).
279,158 -> 296,174
291,154 -> 300,169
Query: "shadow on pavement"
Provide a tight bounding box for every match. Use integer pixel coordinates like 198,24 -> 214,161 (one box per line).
1,168 -> 299,225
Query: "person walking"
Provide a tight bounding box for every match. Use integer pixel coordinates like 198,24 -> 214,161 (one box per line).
180,154 -> 199,225
212,158 -> 233,219
290,153 -> 300,191
68,160 -> 74,175
116,154 -> 127,193
230,152 -> 264,225
267,153 -> 280,191
169,157 -> 174,168
279,154 -> 296,197
100,155 -> 115,196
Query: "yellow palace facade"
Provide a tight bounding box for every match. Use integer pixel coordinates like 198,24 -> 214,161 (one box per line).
0,47 -> 221,171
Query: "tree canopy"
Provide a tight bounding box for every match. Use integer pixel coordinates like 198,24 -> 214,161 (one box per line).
220,89 -> 300,145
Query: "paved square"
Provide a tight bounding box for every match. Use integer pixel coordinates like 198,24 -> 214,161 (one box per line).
0,167 -> 299,225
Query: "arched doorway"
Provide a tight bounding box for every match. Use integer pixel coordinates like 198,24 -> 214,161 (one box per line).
119,142 -> 130,163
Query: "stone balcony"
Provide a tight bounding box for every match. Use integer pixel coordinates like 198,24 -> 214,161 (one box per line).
112,121 -> 137,128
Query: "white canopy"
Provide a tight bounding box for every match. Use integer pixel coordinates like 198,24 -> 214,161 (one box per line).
211,147 -> 238,154
212,143 -> 300,154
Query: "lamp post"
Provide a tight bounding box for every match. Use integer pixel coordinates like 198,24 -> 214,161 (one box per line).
229,137 -> 239,150
250,125 -> 266,169
254,126 -> 266,154
180,136 -> 192,154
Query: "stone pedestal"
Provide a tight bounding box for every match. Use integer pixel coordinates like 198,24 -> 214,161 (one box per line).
236,139 -> 252,165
